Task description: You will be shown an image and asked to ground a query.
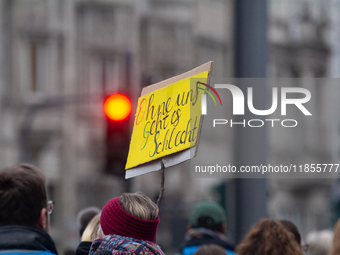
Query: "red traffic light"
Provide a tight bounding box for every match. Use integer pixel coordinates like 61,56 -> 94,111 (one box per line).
104,93 -> 132,121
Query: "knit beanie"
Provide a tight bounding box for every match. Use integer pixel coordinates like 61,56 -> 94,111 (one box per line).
100,197 -> 159,243
190,201 -> 226,228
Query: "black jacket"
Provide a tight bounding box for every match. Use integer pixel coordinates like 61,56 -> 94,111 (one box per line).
75,241 -> 92,255
0,225 -> 58,255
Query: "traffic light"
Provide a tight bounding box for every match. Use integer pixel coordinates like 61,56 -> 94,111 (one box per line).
103,93 -> 132,176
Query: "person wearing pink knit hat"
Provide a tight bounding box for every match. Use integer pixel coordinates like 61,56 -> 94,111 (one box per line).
89,192 -> 164,255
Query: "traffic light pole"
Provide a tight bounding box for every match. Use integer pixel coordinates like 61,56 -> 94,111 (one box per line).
233,0 -> 268,242
104,93 -> 132,177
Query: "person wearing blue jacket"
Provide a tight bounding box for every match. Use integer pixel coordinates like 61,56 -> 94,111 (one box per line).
178,201 -> 235,255
0,164 -> 58,255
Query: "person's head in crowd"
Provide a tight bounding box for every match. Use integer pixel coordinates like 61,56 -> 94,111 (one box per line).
77,207 -> 101,238
90,192 -> 164,255
278,220 -> 301,245
75,214 -> 103,255
81,214 -> 103,242
179,201 -> 234,255
0,163 -> 58,255
331,219 -> 340,255
100,191 -> 159,242
236,218 -> 304,255
192,244 -> 227,255
189,201 -> 227,234
0,163 -> 49,231
279,220 -> 309,253
307,230 -> 333,255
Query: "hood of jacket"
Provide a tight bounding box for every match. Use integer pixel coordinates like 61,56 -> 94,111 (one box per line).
0,225 -> 58,255
90,234 -> 164,255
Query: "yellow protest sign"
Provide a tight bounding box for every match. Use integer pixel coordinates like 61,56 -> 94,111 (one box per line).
125,71 -> 210,170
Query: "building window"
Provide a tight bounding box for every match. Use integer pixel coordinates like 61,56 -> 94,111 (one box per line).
20,40 -> 50,97
30,41 -> 38,92
90,56 -> 120,95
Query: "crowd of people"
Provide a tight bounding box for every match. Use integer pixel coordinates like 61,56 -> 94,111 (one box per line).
0,163 -> 339,255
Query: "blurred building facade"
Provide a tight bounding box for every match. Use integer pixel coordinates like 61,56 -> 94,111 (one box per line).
0,0 -> 339,253
268,0 -> 340,238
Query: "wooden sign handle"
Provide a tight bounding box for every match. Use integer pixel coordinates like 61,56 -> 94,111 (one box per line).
156,161 -> 165,208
